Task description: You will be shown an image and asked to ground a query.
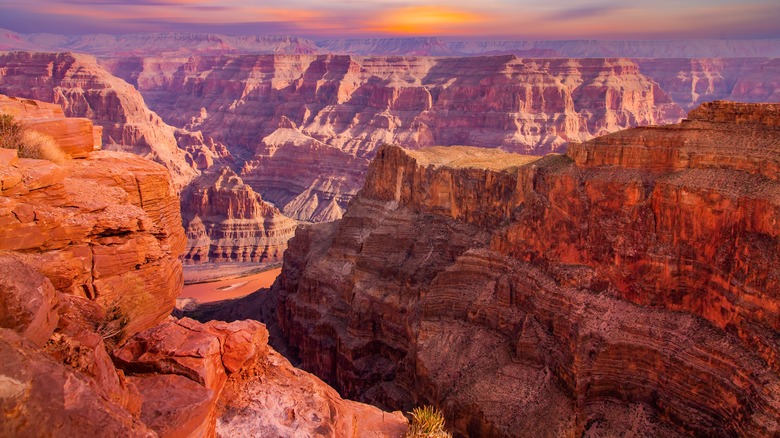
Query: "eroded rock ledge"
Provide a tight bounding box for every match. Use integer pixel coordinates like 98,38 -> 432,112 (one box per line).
0,96 -> 406,437
276,101 -> 780,436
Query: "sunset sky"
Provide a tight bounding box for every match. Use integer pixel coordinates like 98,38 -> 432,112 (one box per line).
1,0 -> 779,39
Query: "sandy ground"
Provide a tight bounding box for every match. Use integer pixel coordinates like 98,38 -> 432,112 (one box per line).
180,268 -> 282,303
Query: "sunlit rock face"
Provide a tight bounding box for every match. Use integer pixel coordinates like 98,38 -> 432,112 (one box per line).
0,51 -> 199,189
181,167 -> 298,264
0,94 -> 407,438
105,54 -> 681,222
275,101 -> 780,437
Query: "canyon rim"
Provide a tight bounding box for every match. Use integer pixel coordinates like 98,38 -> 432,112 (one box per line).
1,0 -> 780,437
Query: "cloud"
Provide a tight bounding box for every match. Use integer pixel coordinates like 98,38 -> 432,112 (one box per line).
364,6 -> 486,35
544,5 -> 623,21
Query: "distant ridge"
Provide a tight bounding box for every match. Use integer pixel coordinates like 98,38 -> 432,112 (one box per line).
2,28 -> 780,57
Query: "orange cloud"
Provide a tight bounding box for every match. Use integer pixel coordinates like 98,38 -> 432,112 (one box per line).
366,6 -> 484,35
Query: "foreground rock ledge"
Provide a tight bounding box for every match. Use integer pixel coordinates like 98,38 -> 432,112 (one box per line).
0,95 -> 406,437
276,101 -> 780,437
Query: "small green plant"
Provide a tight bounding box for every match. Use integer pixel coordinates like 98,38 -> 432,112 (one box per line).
0,113 -> 23,150
97,302 -> 129,349
405,405 -> 452,438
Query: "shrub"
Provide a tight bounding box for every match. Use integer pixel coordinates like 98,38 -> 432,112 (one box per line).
0,113 -> 23,150
97,302 -> 129,349
0,113 -> 70,164
19,130 -> 70,164
405,405 -> 452,438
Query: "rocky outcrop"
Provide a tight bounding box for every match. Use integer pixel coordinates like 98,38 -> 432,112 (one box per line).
0,52 -> 198,188
276,101 -> 780,436
181,167 -> 297,264
0,95 -> 186,335
113,317 -> 407,437
0,95 -> 405,437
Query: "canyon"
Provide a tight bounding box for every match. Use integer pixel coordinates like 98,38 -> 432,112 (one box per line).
1,40 -> 778,262
0,96 -> 407,437
272,101 -> 780,436
1,34 -> 779,434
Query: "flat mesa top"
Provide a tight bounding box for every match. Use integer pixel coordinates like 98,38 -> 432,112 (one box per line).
406,146 -> 542,171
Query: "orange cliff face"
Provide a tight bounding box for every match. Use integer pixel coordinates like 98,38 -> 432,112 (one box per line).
0,96 -> 407,437
275,101 -> 780,436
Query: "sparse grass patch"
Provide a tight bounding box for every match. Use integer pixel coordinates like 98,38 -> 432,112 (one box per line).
19,130 -> 69,164
0,113 -> 70,164
405,405 -> 452,438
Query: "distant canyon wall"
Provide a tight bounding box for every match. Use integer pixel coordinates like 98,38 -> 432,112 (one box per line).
102,54 -> 685,222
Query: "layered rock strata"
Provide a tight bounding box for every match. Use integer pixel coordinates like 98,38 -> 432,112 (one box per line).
182,167 -> 297,264
106,54 -> 682,221
0,52 -> 198,188
0,97 -> 406,437
276,101 -> 780,436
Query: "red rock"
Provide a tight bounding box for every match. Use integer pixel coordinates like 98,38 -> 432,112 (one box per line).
276,102 -> 780,436
23,117 -> 98,158
113,318 -> 228,390
0,149 -> 185,337
181,167 -> 297,264
0,256 -> 58,346
131,374 -> 215,438
216,347 -> 408,438
0,328 -> 154,437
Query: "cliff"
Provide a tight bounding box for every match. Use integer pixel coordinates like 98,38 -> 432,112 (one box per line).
0,51 -> 199,189
0,96 -> 406,437
635,58 -> 780,111
182,167 -> 297,264
275,101 -> 780,436
104,54 -> 682,222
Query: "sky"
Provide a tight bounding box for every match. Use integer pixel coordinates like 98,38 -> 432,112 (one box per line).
1,0 -> 779,39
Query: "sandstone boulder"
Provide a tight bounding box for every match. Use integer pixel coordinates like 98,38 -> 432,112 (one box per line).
0,328 -> 154,437
0,256 -> 58,346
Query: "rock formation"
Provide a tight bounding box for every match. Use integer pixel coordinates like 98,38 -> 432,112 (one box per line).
0,51 -> 199,189
105,54 -> 682,222
182,167 -> 297,264
635,57 -> 780,111
275,101 -> 780,436
0,96 -> 406,437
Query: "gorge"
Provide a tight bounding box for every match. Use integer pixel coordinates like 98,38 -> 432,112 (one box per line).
270,101 -> 780,436
1,29 -> 780,437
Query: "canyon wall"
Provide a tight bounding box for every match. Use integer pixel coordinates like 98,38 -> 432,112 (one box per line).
275,101 -> 780,436
182,167 -> 297,264
0,96 -> 406,437
104,54 -> 682,222
0,51 -> 200,189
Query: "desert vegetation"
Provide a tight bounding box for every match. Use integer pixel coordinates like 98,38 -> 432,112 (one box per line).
405,406 -> 452,438
0,113 -> 69,163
